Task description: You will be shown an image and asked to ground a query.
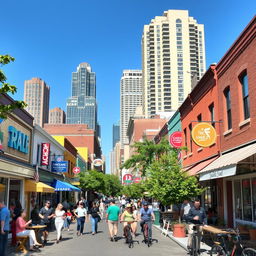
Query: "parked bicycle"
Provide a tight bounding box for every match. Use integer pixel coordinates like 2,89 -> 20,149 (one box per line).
210,228 -> 256,256
189,224 -> 202,256
121,221 -> 139,248
141,220 -> 158,247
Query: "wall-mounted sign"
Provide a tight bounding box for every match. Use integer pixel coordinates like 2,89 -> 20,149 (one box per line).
169,131 -> 182,148
41,143 -> 50,166
123,174 -> 133,184
192,123 -> 217,148
8,126 -> 29,154
51,161 -> 68,172
133,176 -> 141,184
93,158 -> 103,167
73,167 -> 80,174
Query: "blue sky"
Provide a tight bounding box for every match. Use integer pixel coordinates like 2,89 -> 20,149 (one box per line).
1,0 -> 256,172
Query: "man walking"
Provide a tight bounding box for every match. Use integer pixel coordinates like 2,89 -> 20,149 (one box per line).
0,201 -> 10,256
39,201 -> 54,244
106,200 -> 120,242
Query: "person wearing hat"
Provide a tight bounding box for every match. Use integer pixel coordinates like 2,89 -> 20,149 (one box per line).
120,203 -> 137,238
138,202 -> 155,240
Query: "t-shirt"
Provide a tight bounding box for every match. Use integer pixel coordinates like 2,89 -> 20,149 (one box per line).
75,207 -> 87,217
123,211 -> 135,222
16,217 -> 26,233
181,203 -> 192,216
107,205 -> 120,221
39,207 -> 54,224
0,206 -> 10,231
140,208 -> 153,221
88,207 -> 99,218
55,210 -> 65,222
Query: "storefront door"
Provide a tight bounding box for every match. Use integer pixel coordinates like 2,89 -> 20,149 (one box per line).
8,179 -> 22,209
226,181 -> 234,227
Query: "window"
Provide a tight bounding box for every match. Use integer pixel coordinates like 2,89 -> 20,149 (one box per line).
240,71 -> 250,120
189,124 -> 193,152
184,128 -> 188,152
197,114 -> 202,122
242,179 -> 252,221
224,87 -> 232,130
209,103 -> 215,127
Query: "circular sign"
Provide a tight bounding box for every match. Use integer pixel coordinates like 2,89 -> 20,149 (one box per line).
73,167 -> 81,174
133,176 -> 141,183
169,131 -> 182,148
93,158 -> 103,167
192,123 -> 217,147
123,174 -> 133,184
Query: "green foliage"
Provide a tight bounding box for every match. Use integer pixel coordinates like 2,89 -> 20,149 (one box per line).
122,139 -> 174,176
79,170 -> 122,196
145,151 -> 204,206
121,182 -> 146,198
0,55 -> 27,119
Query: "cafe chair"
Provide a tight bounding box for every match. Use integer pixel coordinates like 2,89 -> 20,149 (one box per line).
16,236 -> 29,253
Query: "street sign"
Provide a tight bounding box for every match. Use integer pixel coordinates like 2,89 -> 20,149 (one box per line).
192,123 -> 217,147
169,131 -> 182,148
123,174 -> 133,184
51,161 -> 68,172
73,167 -> 81,174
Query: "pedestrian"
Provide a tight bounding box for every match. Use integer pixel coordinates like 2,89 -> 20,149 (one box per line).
11,200 -> 22,246
180,199 -> 192,223
99,199 -> 105,219
106,199 -> 120,242
39,200 -> 55,244
187,199 -> 207,252
88,202 -> 100,235
54,203 -> 66,243
132,205 -> 138,235
80,196 -> 88,210
74,202 -> 87,236
31,205 -> 41,225
0,201 -> 10,256
16,209 -> 42,251
64,209 -> 72,231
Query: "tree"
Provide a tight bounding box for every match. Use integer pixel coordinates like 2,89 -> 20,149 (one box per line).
103,174 -> 122,197
122,139 -> 172,176
121,182 -> 146,199
0,55 -> 26,118
145,150 -> 204,207
79,170 -> 105,193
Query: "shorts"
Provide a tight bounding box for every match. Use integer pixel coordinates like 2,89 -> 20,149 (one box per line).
42,222 -> 51,232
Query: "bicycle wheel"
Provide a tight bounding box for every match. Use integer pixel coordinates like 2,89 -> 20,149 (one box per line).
191,235 -> 198,256
210,244 -> 227,256
242,248 -> 256,256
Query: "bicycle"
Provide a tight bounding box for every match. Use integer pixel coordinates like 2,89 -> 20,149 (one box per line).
189,224 -> 202,256
121,221 -> 139,248
210,228 -> 256,256
141,220 -> 158,247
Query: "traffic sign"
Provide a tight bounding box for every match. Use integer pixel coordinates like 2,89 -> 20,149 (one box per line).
73,167 -> 81,174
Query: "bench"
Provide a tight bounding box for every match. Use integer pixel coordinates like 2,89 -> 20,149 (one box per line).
16,236 -> 28,253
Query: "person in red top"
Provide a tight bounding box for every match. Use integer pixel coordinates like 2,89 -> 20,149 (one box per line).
16,209 -> 42,251
65,209 -> 72,231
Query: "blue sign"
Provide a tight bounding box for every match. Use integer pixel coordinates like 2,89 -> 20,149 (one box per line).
51,161 -> 68,172
8,126 -> 29,154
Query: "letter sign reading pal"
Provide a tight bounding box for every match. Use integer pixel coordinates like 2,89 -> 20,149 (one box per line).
41,143 -> 50,165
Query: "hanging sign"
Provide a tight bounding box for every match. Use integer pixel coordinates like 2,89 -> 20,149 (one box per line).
73,167 -> 81,174
51,161 -> 68,172
93,158 -> 103,167
123,174 -> 133,184
41,143 -> 50,166
192,123 -> 217,147
169,131 -> 182,148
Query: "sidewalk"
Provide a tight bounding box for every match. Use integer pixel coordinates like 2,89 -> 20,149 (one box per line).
154,225 -> 211,255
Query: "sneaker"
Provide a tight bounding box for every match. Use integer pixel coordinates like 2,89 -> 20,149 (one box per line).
110,237 -> 114,242
113,235 -> 118,242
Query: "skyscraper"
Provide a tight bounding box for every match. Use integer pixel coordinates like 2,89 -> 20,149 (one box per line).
49,107 -> 66,124
112,122 -> 120,148
142,10 -> 206,117
120,70 -> 142,146
24,77 -> 50,127
66,63 -> 97,131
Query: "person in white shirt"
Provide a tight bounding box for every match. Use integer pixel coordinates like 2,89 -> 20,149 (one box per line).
54,203 -> 66,243
181,200 -> 192,223
74,202 -> 87,236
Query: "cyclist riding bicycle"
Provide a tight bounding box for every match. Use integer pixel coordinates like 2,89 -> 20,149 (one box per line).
187,199 -> 207,253
138,202 -> 155,240
120,204 -> 137,239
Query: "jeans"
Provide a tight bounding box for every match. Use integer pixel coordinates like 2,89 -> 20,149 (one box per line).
64,218 -> 71,228
0,231 -> 9,256
90,216 -> 99,233
77,217 -> 85,234
140,220 -> 152,240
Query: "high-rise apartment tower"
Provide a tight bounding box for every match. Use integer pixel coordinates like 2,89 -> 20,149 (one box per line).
49,107 -> 66,124
120,70 -> 142,146
24,77 -> 50,127
142,10 -> 206,117
66,63 -> 97,131
112,122 -> 120,148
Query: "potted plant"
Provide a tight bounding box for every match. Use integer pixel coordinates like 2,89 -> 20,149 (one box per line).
248,225 -> 256,241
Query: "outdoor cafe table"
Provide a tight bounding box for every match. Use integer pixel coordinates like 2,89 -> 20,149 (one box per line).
26,225 -> 46,244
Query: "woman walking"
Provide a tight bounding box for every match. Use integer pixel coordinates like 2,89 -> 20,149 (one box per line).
54,203 -> 65,243
99,199 -> 105,219
16,209 -> 42,251
88,202 -> 100,235
74,202 -> 87,236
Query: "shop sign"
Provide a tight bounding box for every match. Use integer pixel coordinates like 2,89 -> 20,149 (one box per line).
133,176 -> 141,183
123,174 -> 133,184
192,123 -> 217,148
169,131 -> 182,148
8,126 -> 29,154
93,158 -> 103,167
41,143 -> 50,166
73,167 -> 80,174
51,161 -> 68,172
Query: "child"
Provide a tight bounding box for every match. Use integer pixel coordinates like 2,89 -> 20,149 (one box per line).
65,209 -> 72,231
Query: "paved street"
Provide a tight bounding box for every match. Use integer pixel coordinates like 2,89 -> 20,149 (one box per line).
11,221 -> 186,256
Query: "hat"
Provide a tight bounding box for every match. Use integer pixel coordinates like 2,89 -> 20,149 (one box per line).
143,202 -> 149,206
126,203 -> 132,208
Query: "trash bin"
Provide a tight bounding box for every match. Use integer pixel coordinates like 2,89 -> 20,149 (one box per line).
154,210 -> 160,225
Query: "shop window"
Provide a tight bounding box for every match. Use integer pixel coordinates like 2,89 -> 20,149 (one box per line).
0,178 -> 8,204
9,179 -> 22,209
252,178 -> 256,221
242,179 -> 252,221
234,180 -> 242,219
239,71 -> 250,120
